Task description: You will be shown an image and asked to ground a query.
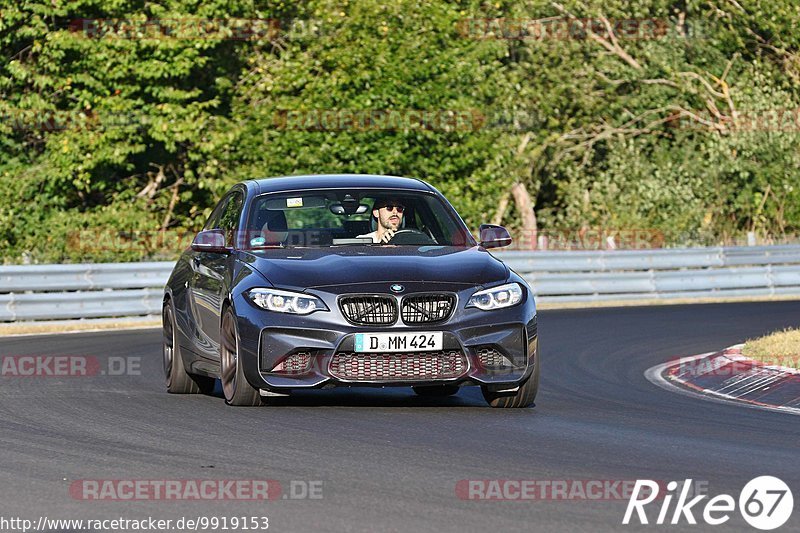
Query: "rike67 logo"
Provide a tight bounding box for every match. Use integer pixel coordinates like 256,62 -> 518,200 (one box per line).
624,476 -> 794,530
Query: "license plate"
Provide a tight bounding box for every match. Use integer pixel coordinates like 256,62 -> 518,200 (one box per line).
354,332 -> 443,353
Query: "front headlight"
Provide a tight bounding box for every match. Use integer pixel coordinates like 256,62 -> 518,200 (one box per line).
467,282 -> 524,311
248,288 -> 328,315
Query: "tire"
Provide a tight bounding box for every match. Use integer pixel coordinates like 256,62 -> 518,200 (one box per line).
412,385 -> 460,397
163,302 -> 215,394
220,306 -> 262,406
481,359 -> 539,408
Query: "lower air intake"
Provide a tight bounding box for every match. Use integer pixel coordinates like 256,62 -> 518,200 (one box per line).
271,352 -> 312,374
329,351 -> 467,381
476,347 -> 514,368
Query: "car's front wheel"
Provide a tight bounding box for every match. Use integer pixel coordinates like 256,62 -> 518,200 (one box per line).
220,306 -> 262,406
481,360 -> 539,408
163,302 -> 215,394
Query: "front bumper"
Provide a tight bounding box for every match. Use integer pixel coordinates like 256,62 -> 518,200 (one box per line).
232,283 -> 537,392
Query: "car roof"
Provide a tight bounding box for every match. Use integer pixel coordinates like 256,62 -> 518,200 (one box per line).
246,174 -> 435,195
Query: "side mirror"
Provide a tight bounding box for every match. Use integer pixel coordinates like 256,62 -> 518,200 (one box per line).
191,229 -> 232,254
479,224 -> 512,249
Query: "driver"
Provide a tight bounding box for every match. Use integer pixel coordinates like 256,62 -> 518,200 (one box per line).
358,198 -> 405,243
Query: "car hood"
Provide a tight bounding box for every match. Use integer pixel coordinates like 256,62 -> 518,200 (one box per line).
240,246 -> 508,291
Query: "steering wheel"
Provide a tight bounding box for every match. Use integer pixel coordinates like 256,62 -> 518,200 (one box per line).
386,229 -> 437,245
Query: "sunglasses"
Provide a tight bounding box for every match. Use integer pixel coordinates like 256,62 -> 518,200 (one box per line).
379,204 -> 405,213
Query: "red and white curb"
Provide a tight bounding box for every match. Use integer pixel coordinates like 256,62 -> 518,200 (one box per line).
645,344 -> 800,416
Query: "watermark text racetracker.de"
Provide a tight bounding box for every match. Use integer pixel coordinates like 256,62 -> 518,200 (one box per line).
670,354 -> 800,377
69,479 -> 324,501
456,17 -> 715,41
1,355 -> 140,377
63,227 -> 665,255
455,479 -> 702,501
68,17 -> 324,41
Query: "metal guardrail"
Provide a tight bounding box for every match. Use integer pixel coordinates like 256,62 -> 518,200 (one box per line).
1,246 -> 799,321
0,262 -> 170,321
498,245 -> 800,303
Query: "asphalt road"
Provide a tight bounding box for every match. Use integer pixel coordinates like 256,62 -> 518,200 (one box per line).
1,301 -> 799,533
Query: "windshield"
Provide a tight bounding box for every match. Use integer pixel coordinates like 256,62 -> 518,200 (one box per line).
243,189 -> 473,248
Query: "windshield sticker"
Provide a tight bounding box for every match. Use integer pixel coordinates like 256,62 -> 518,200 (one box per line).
286,197 -> 304,208
250,236 -> 266,247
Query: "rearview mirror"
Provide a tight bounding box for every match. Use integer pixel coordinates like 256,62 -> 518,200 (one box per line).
191,229 -> 232,254
479,224 -> 512,249
329,202 -> 370,215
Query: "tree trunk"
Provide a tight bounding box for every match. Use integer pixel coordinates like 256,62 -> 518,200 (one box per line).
491,192 -> 511,226
511,182 -> 537,249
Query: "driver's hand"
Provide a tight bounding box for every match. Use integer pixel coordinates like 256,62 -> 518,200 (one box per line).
380,229 -> 396,243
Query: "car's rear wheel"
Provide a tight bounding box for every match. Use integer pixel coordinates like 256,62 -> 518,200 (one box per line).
220,307 -> 262,406
163,302 -> 215,394
412,385 -> 460,397
481,361 -> 539,408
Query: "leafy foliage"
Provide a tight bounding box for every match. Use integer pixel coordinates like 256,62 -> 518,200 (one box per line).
1,0 -> 799,262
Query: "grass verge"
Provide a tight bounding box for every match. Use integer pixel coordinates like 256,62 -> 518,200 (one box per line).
0,318 -> 160,336
742,328 -> 800,370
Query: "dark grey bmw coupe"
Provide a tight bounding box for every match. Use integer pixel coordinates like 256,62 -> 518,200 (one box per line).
162,174 -> 538,407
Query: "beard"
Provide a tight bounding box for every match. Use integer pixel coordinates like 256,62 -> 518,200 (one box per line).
381,215 -> 401,230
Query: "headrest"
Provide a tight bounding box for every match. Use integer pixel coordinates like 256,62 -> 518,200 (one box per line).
257,210 -> 288,245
